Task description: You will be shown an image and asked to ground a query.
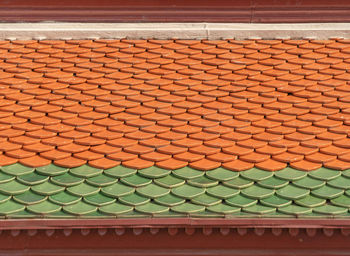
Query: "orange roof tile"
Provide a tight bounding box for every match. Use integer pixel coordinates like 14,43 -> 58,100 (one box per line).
0,39 -> 349,172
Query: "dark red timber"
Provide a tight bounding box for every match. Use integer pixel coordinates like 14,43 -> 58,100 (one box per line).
0,223 -> 350,256
0,0 -> 350,23
0,219 -> 350,255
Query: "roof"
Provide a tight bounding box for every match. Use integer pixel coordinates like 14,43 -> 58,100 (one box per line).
0,39 -> 350,218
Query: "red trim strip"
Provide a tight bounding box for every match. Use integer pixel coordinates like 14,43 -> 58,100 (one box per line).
1,218 -> 350,230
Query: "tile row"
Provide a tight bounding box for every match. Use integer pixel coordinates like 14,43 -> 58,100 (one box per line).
0,39 -> 350,171
1,163 -> 350,217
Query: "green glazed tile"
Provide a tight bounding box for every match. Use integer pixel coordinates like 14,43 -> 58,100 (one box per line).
84,193 -> 116,206
243,204 -> 276,214
7,209 -> 37,218
190,210 -> 224,218
313,204 -> 347,215
276,185 -> 309,200
328,176 -> 350,189
86,174 -> 117,187
3,163 -> 350,218
49,191 -> 81,206
171,202 -> 205,214
207,185 -> 239,199
0,180 -> 29,195
308,168 -> 341,181
206,168 -> 239,181
135,202 -> 169,214
267,211 -> 294,217
27,201 -> 61,214
172,167 -> 204,180
226,195 -> 257,208
45,210 -> 74,218
223,177 -> 254,189
207,204 -> 240,214
0,193 -> 10,203
278,205 -> 312,215
13,191 -> 46,205
155,211 -> 186,218
101,183 -> 135,198
17,173 -> 49,186
63,201 -> 97,215
257,176 -> 289,189
36,164 -> 68,176
103,165 -> 136,178
32,181 -> 64,195
240,168 -> 273,181
80,211 -> 111,218
154,194 -> 185,207
67,183 -> 100,197
99,203 -> 133,215
295,195 -> 326,207
0,200 -> 25,215
293,176 -> 325,190
51,173 -> 84,187
120,174 -> 152,187
0,172 -> 15,183
241,185 -> 275,199
70,165 -> 102,178
345,190 -> 350,197
119,193 -> 150,206
116,211 -> 150,218
260,195 -> 291,208
312,185 -> 343,199
187,176 -> 218,188
303,212 -> 335,217
331,195 -> 350,208
191,193 -> 221,206
274,167 -> 307,181
154,175 -> 185,188
1,163 -> 34,176
342,169 -> 350,178
171,184 -> 205,199
138,166 -> 170,178
136,184 -> 170,199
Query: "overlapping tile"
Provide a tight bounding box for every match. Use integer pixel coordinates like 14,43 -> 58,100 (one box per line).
1,39 -> 350,218
0,163 -> 349,217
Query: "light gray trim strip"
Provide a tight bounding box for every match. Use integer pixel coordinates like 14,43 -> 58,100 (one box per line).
0,23 -> 349,40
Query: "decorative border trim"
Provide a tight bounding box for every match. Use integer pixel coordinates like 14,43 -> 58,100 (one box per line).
0,248 -> 349,256
1,218 -> 350,255
1,226 -> 349,237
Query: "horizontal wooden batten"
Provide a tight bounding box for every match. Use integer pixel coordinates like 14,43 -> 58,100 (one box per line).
1,0 -> 350,23
0,224 -> 350,256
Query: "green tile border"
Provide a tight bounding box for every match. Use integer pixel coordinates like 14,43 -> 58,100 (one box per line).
0,163 -> 349,218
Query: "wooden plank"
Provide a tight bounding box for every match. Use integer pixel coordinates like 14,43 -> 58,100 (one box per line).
0,0 -> 349,23
0,227 -> 349,255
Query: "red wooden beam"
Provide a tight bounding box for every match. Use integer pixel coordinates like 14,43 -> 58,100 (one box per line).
0,226 -> 349,256
0,0 -> 349,23
0,218 -> 349,255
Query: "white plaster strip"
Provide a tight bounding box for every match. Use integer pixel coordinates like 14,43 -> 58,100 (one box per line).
0,23 -> 349,40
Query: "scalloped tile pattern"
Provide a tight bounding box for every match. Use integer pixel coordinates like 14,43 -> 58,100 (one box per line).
0,163 -> 349,218
0,39 -> 350,172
